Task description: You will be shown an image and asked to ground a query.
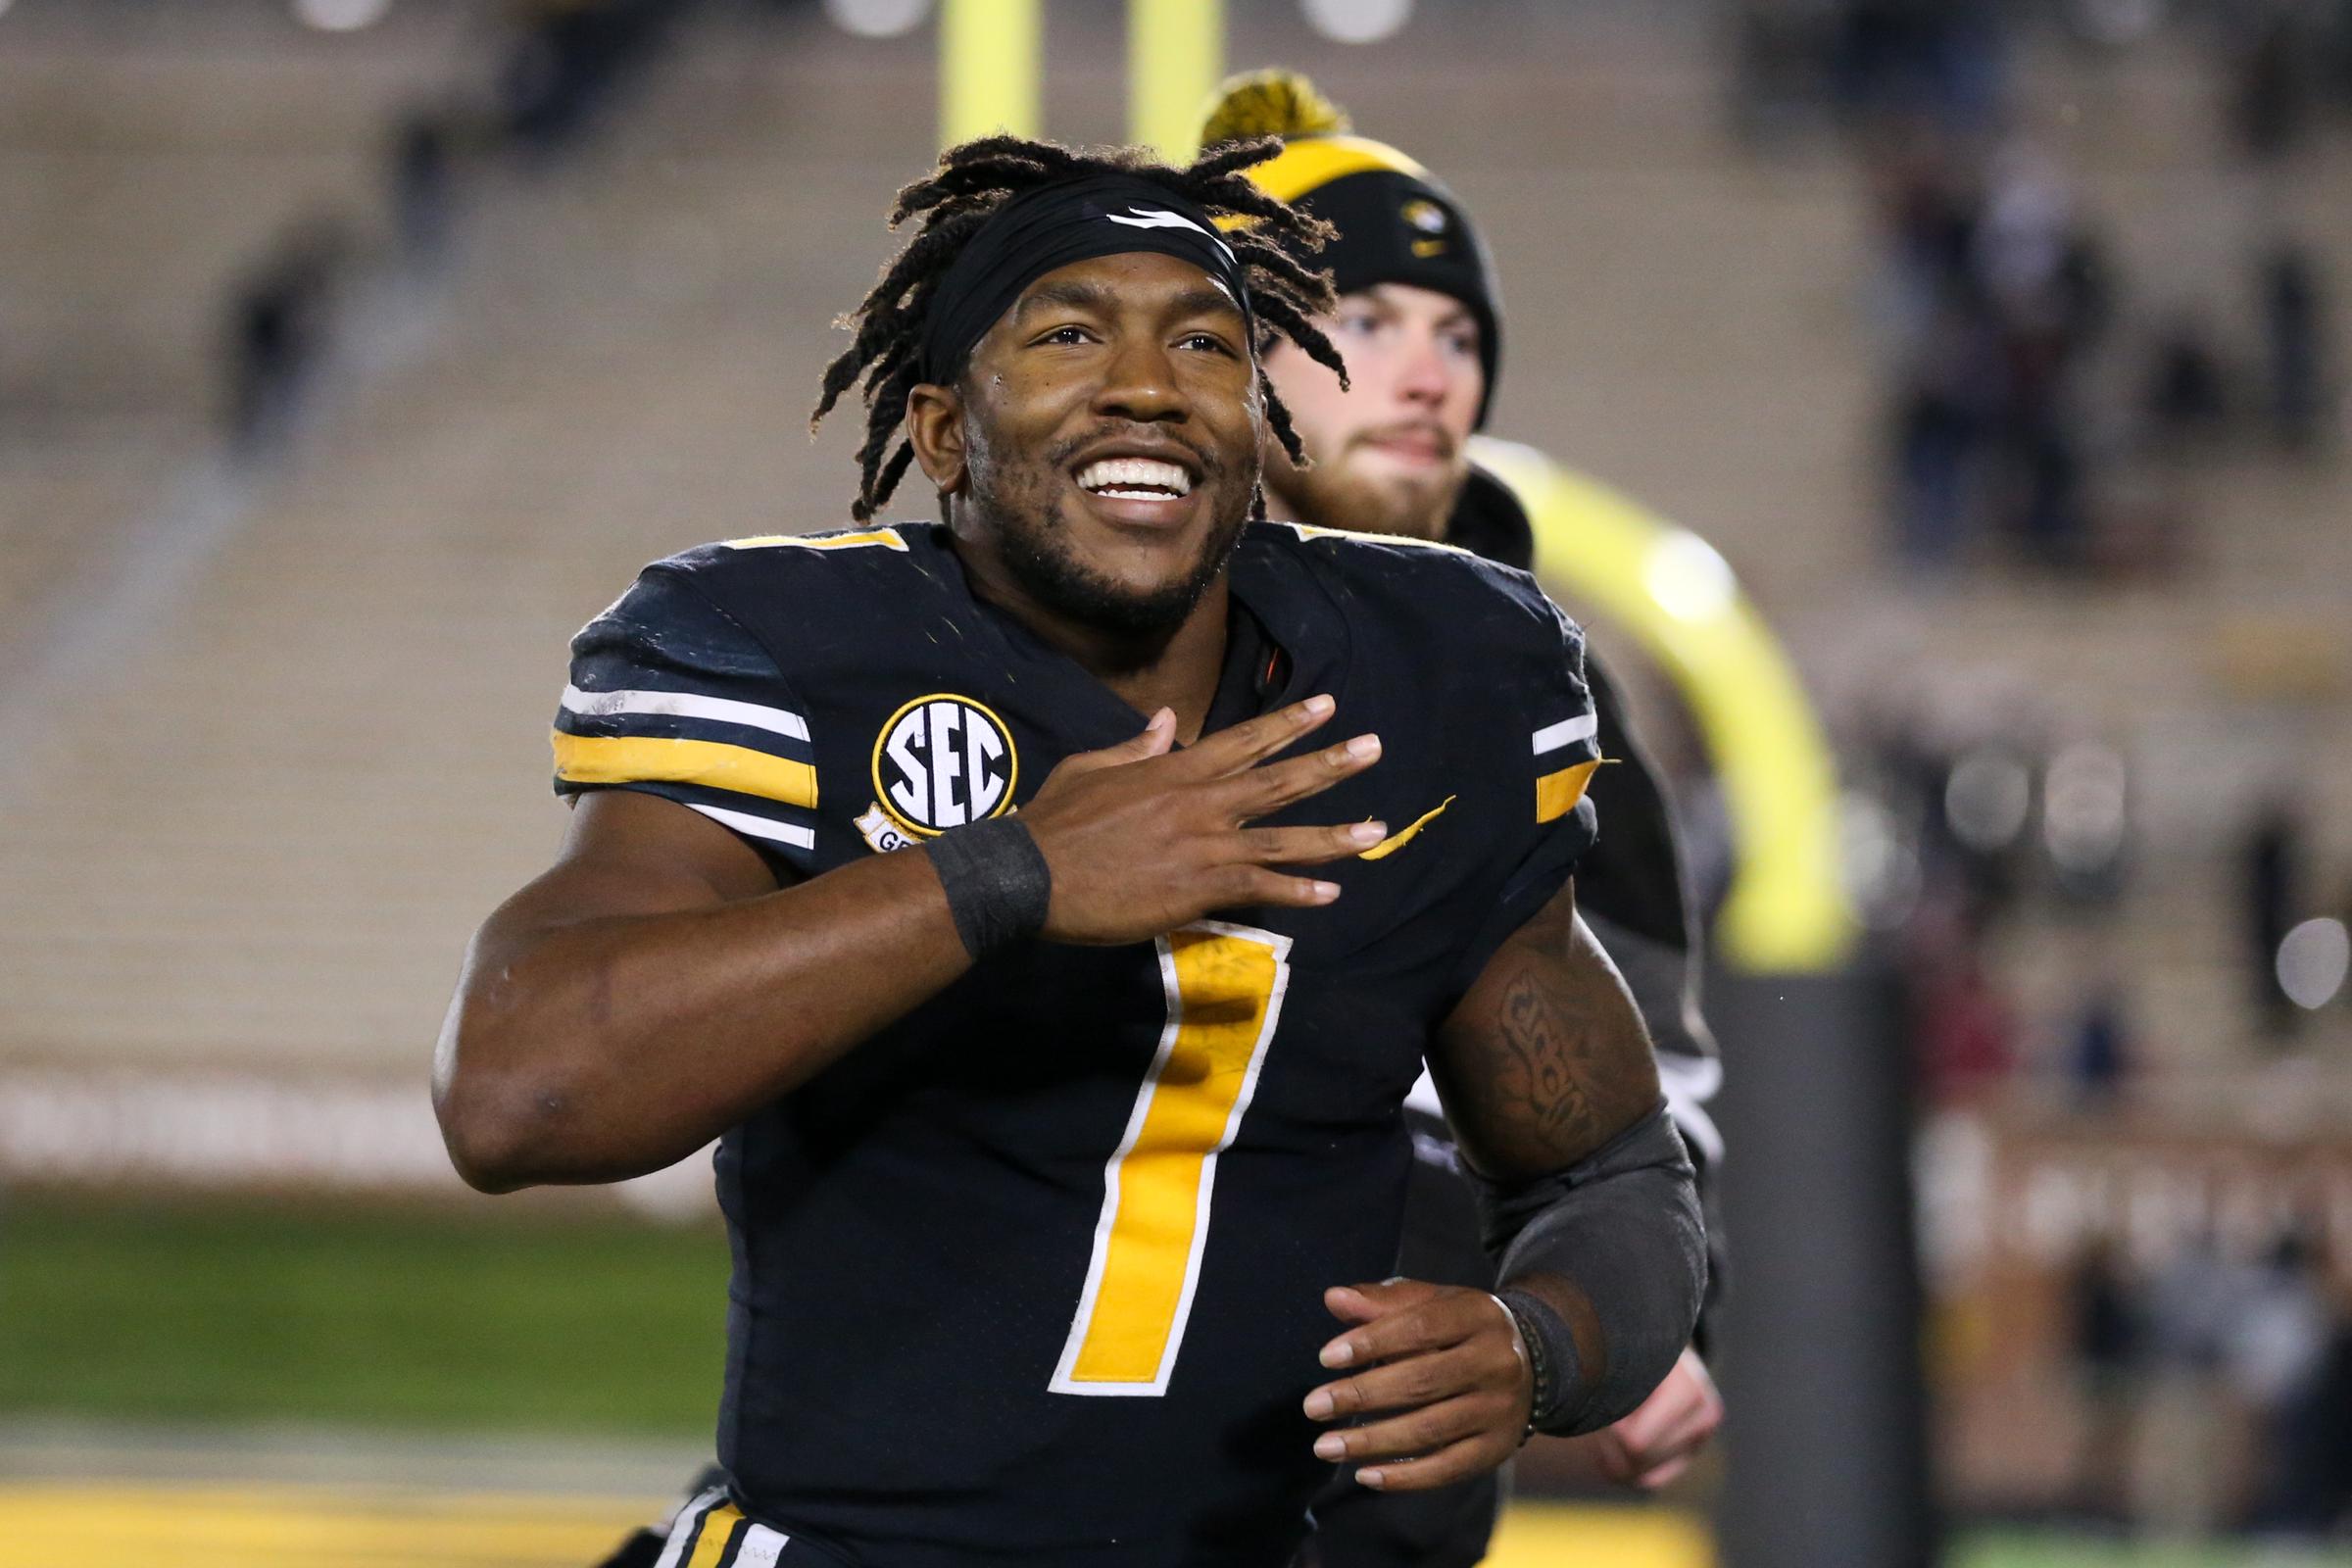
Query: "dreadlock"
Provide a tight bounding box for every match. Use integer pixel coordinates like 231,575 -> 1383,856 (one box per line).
810,135 -> 1348,523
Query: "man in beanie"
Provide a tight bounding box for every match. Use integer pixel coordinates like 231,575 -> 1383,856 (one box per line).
1204,70 -> 1729,1568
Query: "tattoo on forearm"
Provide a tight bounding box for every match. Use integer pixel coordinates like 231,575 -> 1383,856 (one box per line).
1496,966 -> 1599,1157
1440,892 -> 1661,1178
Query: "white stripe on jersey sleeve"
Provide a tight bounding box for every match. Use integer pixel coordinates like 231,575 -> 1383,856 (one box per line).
1657,1054 -> 1727,1168
563,684 -> 809,743
734,1524 -> 791,1567
688,801 -> 815,852
651,1491 -> 725,1568
1403,1065 -> 1445,1120
1532,713 -> 1598,755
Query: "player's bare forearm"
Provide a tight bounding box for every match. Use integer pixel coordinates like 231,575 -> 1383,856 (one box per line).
1430,880 -> 1662,1184
1436,880 -> 1670,1426
435,791 -> 973,1193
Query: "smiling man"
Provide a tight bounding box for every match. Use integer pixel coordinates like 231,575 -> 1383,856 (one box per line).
439,136 -> 1703,1568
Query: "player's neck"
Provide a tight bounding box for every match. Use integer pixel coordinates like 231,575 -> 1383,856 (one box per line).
950,533 -> 1231,743
1095,582 -> 1230,744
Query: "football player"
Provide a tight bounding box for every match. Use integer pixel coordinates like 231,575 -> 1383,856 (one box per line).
441,136 -> 1704,1568
1202,72 -> 1731,1565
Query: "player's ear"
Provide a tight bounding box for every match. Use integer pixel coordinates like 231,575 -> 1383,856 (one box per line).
905,380 -> 968,498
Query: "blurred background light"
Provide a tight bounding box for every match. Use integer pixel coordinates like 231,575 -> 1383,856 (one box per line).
1300,0 -> 1414,46
823,0 -> 932,40
292,0 -> 393,32
1841,789 -> 1923,931
2277,917 -> 2350,1010
1642,529 -> 1737,623
1944,747 -> 2033,853
2041,738 -> 2128,873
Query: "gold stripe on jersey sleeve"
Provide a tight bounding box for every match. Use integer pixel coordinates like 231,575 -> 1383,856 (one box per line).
553,733 -> 817,809
685,1501 -> 744,1568
1536,759 -> 1603,823
720,528 -> 908,552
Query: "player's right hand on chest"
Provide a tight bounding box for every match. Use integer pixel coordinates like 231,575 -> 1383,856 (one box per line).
1020,695 -> 1384,946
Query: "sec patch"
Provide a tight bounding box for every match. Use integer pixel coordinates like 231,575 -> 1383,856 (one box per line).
868,692 -> 1019,842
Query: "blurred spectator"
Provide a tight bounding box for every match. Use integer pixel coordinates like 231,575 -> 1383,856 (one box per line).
2243,793 -> 2309,1039
2248,1266 -> 2352,1537
1913,944 -> 2015,1104
2229,4 -> 2322,166
2258,240 -> 2334,453
1869,135 -> 2117,576
1726,2 -> 1826,146
2068,1234 -> 2141,1522
2066,979 -> 2133,1108
1891,299 -> 1992,569
390,110 -> 458,267
224,218 -> 352,455
1976,148 -> 2110,571
497,0 -> 687,157
1828,0 -> 2008,137
2232,1228 -> 2346,1536
2139,310 -> 2230,451
2134,1226 -> 2247,1538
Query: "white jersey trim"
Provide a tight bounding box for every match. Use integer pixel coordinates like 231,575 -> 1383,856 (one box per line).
564,684 -> 809,743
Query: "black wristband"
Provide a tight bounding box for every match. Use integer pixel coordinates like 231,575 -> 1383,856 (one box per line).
925,816 -> 1052,959
1495,1287 -> 1587,1436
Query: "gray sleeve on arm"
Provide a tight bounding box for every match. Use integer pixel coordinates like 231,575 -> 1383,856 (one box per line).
1474,1103 -> 1707,1436
1584,907 -> 1730,1356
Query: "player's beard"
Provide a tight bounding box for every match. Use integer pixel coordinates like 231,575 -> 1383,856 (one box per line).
1266,434 -> 1468,541
967,427 -> 1254,644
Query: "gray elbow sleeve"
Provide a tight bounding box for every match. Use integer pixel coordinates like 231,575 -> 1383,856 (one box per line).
1477,1103 -> 1707,1435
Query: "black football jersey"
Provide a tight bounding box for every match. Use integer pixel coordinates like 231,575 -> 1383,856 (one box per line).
551,520 -> 1601,1568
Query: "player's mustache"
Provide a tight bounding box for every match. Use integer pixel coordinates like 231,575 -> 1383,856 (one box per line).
1350,420 -> 1458,460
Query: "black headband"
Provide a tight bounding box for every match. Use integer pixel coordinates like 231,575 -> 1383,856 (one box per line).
916,173 -> 1254,386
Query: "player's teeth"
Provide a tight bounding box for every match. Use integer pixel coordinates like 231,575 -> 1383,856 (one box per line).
1077,458 -> 1191,496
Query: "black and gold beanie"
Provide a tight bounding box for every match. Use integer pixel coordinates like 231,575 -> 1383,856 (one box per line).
1202,69 -> 1503,427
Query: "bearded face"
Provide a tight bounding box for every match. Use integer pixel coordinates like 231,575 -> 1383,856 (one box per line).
1259,283 -> 1485,541
930,253 -> 1264,653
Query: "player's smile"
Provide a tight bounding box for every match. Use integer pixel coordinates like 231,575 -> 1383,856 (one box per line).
1066,436 -> 1207,531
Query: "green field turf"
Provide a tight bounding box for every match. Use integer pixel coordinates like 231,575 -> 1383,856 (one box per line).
1955,1538 -> 2352,1567
8,1196 -> 2350,1567
0,1195 -> 729,1433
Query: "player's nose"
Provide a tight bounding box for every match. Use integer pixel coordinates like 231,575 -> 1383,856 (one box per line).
1091,333 -> 1188,423
1395,330 -> 1452,407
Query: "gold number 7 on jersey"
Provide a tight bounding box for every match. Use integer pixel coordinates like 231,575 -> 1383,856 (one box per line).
1049,922 -> 1292,1396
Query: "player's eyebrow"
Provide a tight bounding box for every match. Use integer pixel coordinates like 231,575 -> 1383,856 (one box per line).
1013,280 -> 1118,322
1166,285 -> 1246,326
1012,280 -> 1245,327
